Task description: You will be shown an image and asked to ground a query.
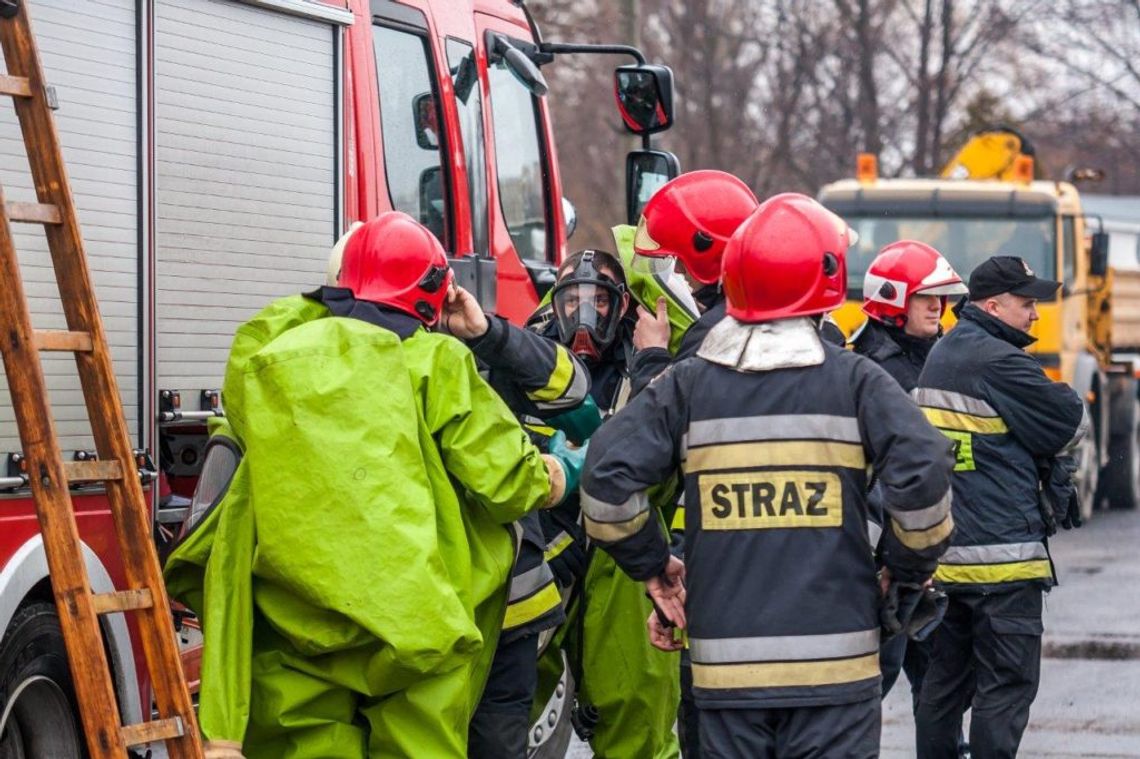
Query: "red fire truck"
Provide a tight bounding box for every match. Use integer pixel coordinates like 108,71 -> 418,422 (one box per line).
0,0 -> 676,754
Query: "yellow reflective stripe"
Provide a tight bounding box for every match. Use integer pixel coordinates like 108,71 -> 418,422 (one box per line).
934,559 -> 1052,584
502,582 -> 562,629
525,423 -> 556,437
670,505 -> 686,531
685,441 -> 866,473
692,652 -> 879,689
922,407 -> 1008,435
584,511 -> 649,542
891,514 -> 954,550
543,533 -> 573,562
527,347 -> 574,402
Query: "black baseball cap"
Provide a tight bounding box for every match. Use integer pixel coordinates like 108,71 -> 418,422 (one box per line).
967,256 -> 1060,300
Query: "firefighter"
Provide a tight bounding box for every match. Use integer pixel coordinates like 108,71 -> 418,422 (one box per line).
580,193 -> 956,758
854,241 -> 968,714
914,255 -> 1089,759
531,249 -> 683,759
437,280 -> 592,758
619,169 -> 758,757
165,212 -> 585,759
855,241 -> 968,392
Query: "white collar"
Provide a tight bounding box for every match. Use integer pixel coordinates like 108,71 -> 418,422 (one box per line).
697,316 -> 825,372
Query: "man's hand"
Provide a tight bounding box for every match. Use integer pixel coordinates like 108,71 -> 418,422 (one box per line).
645,554 -> 687,629
647,610 -> 685,652
441,284 -> 489,339
634,297 -> 671,351
878,566 -> 892,598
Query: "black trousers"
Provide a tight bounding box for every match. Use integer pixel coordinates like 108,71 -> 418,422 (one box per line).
881,633 -> 933,713
699,697 -> 881,759
915,585 -> 1043,759
468,633 -> 539,759
677,652 -> 700,758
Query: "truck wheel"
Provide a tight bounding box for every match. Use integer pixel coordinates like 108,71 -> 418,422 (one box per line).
1104,376 -> 1140,510
527,652 -> 574,759
0,603 -> 85,759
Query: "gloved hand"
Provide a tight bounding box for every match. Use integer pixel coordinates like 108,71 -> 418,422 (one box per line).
1038,455 -> 1082,532
880,580 -> 948,641
1059,489 -> 1082,529
542,431 -> 588,507
546,396 -> 603,446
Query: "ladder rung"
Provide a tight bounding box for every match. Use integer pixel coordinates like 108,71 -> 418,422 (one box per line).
121,716 -> 185,747
62,459 -> 123,483
35,329 -> 93,352
91,588 -> 153,615
6,201 -> 61,224
0,73 -> 31,98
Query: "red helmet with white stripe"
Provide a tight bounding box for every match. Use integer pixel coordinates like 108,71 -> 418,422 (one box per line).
861,241 -> 967,327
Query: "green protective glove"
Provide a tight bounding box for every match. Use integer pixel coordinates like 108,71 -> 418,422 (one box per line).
547,430 -> 588,503
546,395 -> 604,446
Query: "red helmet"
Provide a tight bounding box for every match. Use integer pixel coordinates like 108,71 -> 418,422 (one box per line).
721,193 -> 853,323
633,170 -> 759,285
338,212 -> 453,326
862,241 -> 967,327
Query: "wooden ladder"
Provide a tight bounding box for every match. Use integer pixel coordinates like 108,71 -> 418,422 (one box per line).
0,2 -> 203,757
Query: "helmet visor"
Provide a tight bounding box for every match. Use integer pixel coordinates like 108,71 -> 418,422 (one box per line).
552,279 -> 625,351
631,252 -> 676,276
633,215 -> 664,254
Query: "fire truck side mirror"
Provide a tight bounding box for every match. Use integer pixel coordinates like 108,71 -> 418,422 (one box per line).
1090,231 -> 1110,277
486,31 -> 548,98
562,196 -> 578,240
614,64 -> 674,135
626,149 -> 680,226
413,92 -> 439,150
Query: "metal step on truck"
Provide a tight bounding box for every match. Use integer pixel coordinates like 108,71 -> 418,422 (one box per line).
820,127 -> 1140,522
0,1 -> 678,755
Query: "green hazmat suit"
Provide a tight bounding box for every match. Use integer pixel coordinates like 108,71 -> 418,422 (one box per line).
530,230 -> 691,758
165,293 -> 552,758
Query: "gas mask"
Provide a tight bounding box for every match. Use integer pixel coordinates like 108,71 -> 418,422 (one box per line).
551,250 -> 627,362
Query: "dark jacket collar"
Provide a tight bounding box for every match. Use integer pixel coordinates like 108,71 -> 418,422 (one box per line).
693,284 -> 722,312
955,302 -> 1036,348
305,286 -> 423,340
857,319 -> 937,363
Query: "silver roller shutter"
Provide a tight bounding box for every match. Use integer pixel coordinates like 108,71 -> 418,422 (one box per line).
154,0 -> 338,404
0,0 -> 139,455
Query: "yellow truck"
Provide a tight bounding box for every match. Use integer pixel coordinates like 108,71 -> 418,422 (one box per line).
819,128 -> 1137,519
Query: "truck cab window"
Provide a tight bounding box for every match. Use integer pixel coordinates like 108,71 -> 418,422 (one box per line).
1062,217 -> 1076,288
446,39 -> 489,257
488,53 -> 549,262
373,25 -> 449,249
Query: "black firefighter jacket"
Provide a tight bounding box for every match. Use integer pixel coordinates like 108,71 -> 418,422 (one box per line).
852,318 -> 936,393
915,303 -> 1088,594
580,317 -> 955,710
468,315 -> 590,640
